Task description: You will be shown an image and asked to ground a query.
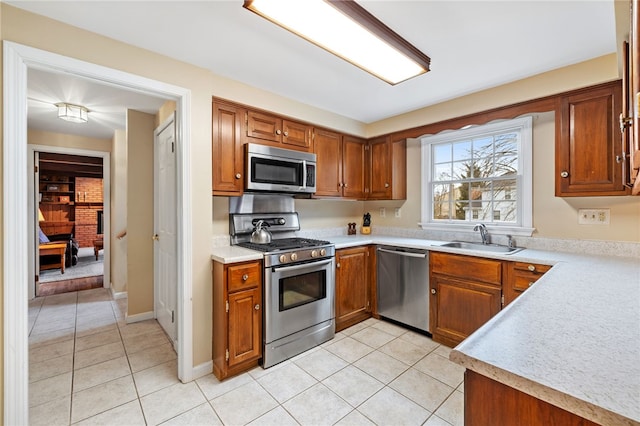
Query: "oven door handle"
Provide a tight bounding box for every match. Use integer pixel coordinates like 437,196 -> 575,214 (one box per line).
272,258 -> 333,273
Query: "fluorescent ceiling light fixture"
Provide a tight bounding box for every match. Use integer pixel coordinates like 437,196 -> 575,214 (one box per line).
56,102 -> 88,123
243,0 -> 431,85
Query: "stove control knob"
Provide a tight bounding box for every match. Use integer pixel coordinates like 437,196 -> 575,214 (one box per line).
320,248 -> 327,256
279,255 -> 287,263
290,253 -> 298,261
311,250 -> 318,258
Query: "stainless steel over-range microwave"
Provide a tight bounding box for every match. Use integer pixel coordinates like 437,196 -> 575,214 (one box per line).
245,143 -> 316,194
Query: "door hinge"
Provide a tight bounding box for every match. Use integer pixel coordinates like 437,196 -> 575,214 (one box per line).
171,142 -> 175,153
501,294 -> 505,307
226,300 -> 229,313
34,165 -> 38,173
225,349 -> 229,361
171,310 -> 175,323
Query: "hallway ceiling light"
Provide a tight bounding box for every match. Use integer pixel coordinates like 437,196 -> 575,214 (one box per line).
243,0 -> 431,85
56,102 -> 89,123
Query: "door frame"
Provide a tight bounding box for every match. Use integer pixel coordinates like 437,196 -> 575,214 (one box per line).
3,41 -> 194,425
28,145 -> 111,301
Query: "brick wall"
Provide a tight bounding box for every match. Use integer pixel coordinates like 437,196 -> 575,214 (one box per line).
74,178 -> 103,247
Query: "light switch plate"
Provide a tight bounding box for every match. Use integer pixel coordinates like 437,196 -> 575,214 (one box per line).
379,207 -> 386,218
578,209 -> 610,225
395,208 -> 401,218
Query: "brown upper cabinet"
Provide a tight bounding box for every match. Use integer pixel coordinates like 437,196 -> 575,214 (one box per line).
556,81 -> 629,196
246,110 -> 313,150
368,135 -> 407,200
212,100 -> 245,196
314,130 -> 367,199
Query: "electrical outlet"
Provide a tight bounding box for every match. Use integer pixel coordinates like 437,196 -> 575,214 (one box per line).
578,209 -> 610,225
379,207 -> 386,218
395,208 -> 401,218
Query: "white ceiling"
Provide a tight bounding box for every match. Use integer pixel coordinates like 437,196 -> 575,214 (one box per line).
11,0 -> 618,139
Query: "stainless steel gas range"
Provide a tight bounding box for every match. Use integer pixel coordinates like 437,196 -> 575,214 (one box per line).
229,195 -> 336,368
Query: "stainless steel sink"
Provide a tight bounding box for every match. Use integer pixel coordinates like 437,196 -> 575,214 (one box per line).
439,241 -> 523,254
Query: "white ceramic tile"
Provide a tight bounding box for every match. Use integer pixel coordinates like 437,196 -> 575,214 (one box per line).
379,337 -> 432,366
358,387 -> 431,426
294,347 -> 348,380
75,321 -> 118,339
71,375 -> 138,423
123,329 -> 171,355
283,383 -> 352,425
334,410 -> 376,426
389,368 -> 455,412
161,402 -> 222,426
322,365 -> 384,407
29,353 -> 73,383
211,380 -> 278,425
414,353 -> 465,388
257,362 -> 317,403
29,395 -> 70,426
29,339 -> 74,364
74,400 -> 146,425
29,327 -> 75,349
127,342 -> 177,373
370,320 -> 409,337
119,319 -> 163,339
425,414 -> 454,426
196,371 -> 254,401
73,356 -> 131,392
75,328 -> 121,352
29,372 -> 72,407
133,359 -> 179,396
74,340 -> 126,370
325,336 -> 374,363
247,406 -> 299,426
340,321 -> 369,336
399,331 -> 441,353
350,327 -> 397,348
434,390 -> 464,426
140,381 -> 207,425
353,350 -> 409,384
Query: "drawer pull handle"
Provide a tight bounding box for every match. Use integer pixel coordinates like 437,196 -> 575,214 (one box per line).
242,274 -> 249,281
527,265 -> 536,272
254,304 -> 260,310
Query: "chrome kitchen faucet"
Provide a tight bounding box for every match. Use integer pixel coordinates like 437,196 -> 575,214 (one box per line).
473,223 -> 490,245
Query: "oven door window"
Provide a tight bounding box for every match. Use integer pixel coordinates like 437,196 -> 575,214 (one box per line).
279,270 -> 326,311
252,157 -> 302,186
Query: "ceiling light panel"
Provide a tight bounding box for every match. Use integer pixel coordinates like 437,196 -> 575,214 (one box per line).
244,0 -> 430,84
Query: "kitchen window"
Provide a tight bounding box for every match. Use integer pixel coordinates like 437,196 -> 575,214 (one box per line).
420,116 -> 534,236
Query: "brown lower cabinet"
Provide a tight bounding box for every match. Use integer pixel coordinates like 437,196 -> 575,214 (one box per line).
212,260 -> 262,380
503,261 -> 552,307
464,370 -> 599,426
430,252 -> 502,347
335,246 -> 372,332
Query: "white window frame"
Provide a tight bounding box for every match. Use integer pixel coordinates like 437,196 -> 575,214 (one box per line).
420,116 -> 534,237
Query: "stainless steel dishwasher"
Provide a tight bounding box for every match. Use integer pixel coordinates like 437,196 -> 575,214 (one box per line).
376,246 -> 430,333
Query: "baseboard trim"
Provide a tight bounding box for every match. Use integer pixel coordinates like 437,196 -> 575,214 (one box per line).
125,310 -> 154,324
190,360 -> 213,381
111,288 -> 127,300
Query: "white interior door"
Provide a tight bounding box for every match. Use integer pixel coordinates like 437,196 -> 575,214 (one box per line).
154,113 -> 177,346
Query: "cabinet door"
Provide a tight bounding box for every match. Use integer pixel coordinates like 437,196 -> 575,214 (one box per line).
227,287 -> 262,368
314,129 -> 343,197
368,136 -> 392,199
342,136 -> 366,199
430,275 -> 501,347
335,246 -> 370,331
282,120 -> 313,150
247,110 -> 282,143
212,101 -> 244,195
556,82 -> 627,196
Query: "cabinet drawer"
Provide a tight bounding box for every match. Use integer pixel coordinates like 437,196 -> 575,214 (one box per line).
512,272 -> 543,291
227,261 -> 261,293
431,252 -> 502,286
512,262 -> 551,274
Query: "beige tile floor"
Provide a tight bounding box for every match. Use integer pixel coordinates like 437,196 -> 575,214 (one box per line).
29,288 -> 464,425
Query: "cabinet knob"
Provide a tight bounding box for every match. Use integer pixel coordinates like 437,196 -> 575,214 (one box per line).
528,282 -> 535,287
527,265 -> 536,272
276,129 -> 282,135
336,262 -> 340,268
242,274 -> 249,281
431,288 -> 436,295
343,183 -> 348,188
283,131 -> 288,137
560,171 -> 569,178
235,173 -> 241,179
254,304 -> 260,310
384,183 -> 390,188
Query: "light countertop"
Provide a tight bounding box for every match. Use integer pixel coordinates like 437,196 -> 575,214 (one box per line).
211,234 -> 640,424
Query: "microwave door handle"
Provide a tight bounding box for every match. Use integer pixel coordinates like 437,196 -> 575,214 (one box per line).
301,160 -> 307,189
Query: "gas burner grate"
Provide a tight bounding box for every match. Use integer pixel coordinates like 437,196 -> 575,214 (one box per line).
238,237 -> 330,252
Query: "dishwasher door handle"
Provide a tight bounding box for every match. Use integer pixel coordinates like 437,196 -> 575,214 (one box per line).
377,248 -> 427,259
